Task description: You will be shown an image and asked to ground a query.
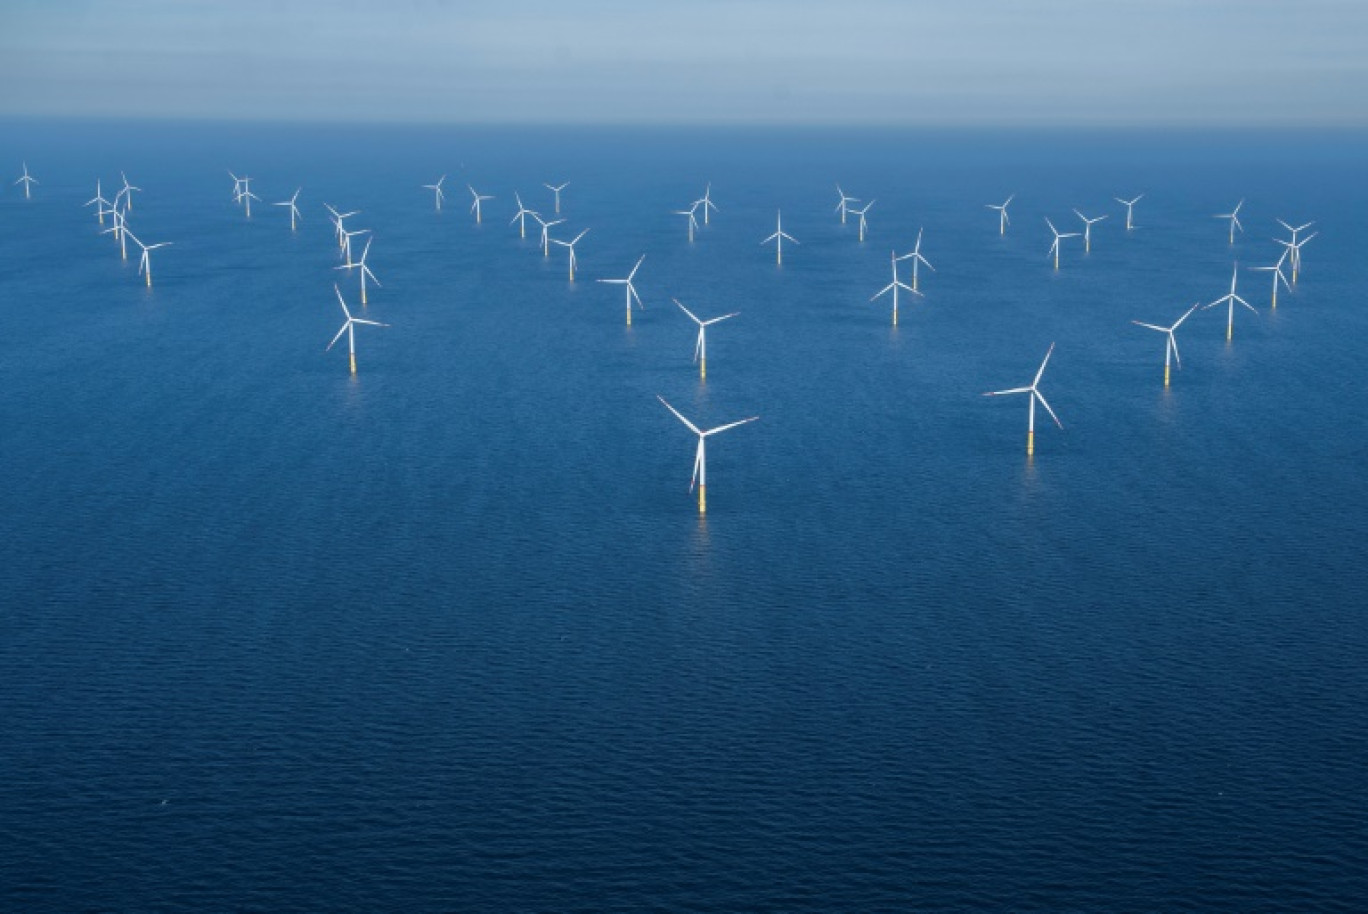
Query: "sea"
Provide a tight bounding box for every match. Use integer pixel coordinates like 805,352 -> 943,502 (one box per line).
2,120 -> 1366,911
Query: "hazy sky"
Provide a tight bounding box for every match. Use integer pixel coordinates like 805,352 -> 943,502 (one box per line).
4,0 -> 1366,125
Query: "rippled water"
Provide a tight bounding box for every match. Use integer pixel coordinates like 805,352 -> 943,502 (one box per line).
2,121 -> 1366,911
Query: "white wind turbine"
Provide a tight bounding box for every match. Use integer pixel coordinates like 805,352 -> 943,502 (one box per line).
1275,220 -> 1315,283
1114,194 -> 1143,231
423,175 -> 446,211
849,200 -> 875,242
1073,209 -> 1108,253
533,213 -> 564,257
510,192 -> 539,238
125,228 -> 173,288
871,249 -> 920,326
986,194 -> 1014,235
1132,303 -> 1199,387
550,228 -> 589,281
118,171 -> 141,211
983,343 -> 1063,456
325,204 -> 360,251
102,208 -> 130,260
761,210 -> 798,265
835,185 -> 859,224
468,184 -> 493,223
228,170 -> 246,204
238,176 -> 260,218
657,395 -> 758,516
1045,218 -> 1080,271
1215,198 -> 1244,244
335,236 -> 380,305
272,188 -> 303,231
699,183 -> 718,225
596,255 -> 646,326
544,181 -> 569,214
340,227 -> 371,267
15,162 -> 37,199
85,179 -> 112,225
326,284 -> 388,375
674,201 -> 701,243
1204,263 -> 1255,341
674,298 -> 738,380
898,227 -> 934,292
1252,253 -> 1291,309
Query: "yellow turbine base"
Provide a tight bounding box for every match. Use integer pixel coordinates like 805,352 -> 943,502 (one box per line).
1027,430 -> 1034,457
626,308 -> 632,327
1271,290 -> 1277,309
1227,325 -> 1233,342
361,287 -> 367,306
1164,364 -> 1170,387
699,485 -> 706,515
349,353 -> 357,375
145,273 -> 151,288
700,359 -> 706,381
892,308 -> 898,327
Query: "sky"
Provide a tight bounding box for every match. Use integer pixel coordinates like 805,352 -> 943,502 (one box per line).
3,0 -> 1366,126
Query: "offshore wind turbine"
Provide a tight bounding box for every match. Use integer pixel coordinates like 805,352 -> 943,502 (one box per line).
849,200 -> 875,242
835,185 -> 859,224
1276,220 -> 1315,282
544,181 -> 569,214
326,284 -> 388,375
1115,194 -> 1143,231
674,201 -> 701,243
533,213 -> 564,256
1215,198 -> 1244,244
468,184 -> 493,223
1252,255 -> 1291,309
228,170 -> 245,203
126,229 -> 173,288
422,175 -> 446,211
983,343 -> 1062,457
550,228 -> 589,281
657,395 -> 758,515
85,180 -> 112,225
102,208 -> 129,260
335,236 -> 380,305
238,176 -> 260,218
272,188 -> 303,231
761,210 -> 798,265
1132,303 -> 1198,387
118,171 -> 141,211
699,183 -> 718,225
1204,263 -> 1255,341
15,162 -> 37,199
871,249 -> 920,326
596,255 -> 645,326
897,227 -> 934,292
326,205 -> 360,251
340,227 -> 371,267
1045,218 -> 1080,270
1073,209 -> 1108,253
510,192 -> 538,238
674,298 -> 738,380
986,194 -> 1014,235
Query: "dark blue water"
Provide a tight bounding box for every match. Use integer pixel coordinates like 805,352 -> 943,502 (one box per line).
2,121 -> 1366,911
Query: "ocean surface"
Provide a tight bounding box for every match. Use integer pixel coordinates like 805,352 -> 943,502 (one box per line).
2,121 -> 1366,911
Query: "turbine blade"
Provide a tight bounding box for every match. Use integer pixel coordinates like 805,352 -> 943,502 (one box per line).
703,416 -> 759,437
658,395 -> 702,436
1035,390 -> 1063,429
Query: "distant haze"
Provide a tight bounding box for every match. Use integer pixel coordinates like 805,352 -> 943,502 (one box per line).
4,0 -> 1365,125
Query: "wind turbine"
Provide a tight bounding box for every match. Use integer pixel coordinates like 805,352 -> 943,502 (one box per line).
340,227 -> 371,267
468,184 -> 493,223
102,208 -> 129,260
1114,194 -> 1143,231
14,162 -> 37,199
657,395 -> 758,515
835,185 -> 859,224
238,176 -> 260,218
550,228 -> 589,281
1073,209 -> 1108,253
423,175 -> 446,211
897,227 -> 934,292
510,192 -> 539,239
986,194 -> 1014,235
326,284 -> 388,376
761,210 -> 798,265
983,343 -> 1063,457
335,236 -> 380,305
118,171 -> 141,211
126,228 -> 172,288
674,298 -> 738,380
1203,263 -> 1255,341
325,204 -> 360,251
272,188 -> 303,231
596,255 -> 645,326
674,201 -> 701,243
228,170 -> 245,203
699,183 -> 718,225
871,249 -> 920,326
1275,220 -> 1315,283
849,200 -> 875,242
1215,198 -> 1244,244
1132,303 -> 1199,387
533,213 -> 564,257
1252,255 -> 1291,309
1045,218 -> 1080,270
85,179 -> 112,225
544,181 -> 569,214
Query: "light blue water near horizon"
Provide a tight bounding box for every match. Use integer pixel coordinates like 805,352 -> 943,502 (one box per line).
1,120 -> 1367,911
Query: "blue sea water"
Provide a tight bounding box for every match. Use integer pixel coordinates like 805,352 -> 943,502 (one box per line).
1,120 -> 1366,911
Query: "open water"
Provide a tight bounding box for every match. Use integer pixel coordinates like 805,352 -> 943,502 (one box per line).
2,121 -> 1366,911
